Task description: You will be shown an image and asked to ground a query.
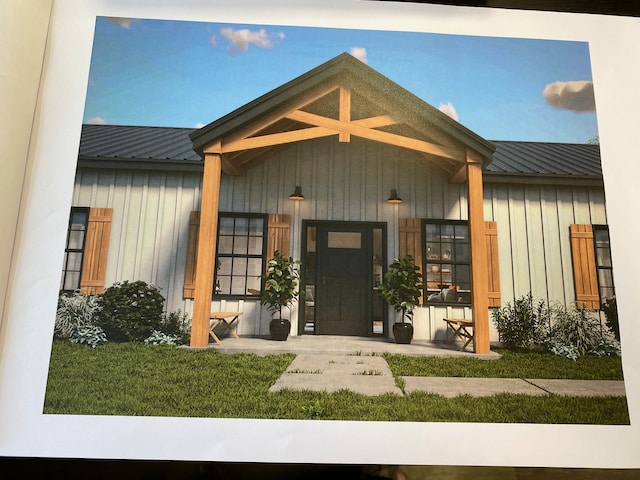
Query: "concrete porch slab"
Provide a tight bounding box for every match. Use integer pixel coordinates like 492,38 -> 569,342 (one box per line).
208,335 -> 501,359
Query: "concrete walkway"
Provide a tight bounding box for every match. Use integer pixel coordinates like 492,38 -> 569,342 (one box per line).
209,336 -> 626,398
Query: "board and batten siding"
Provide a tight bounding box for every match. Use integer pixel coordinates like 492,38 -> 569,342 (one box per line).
483,182 -> 607,311
72,139 -> 609,341
73,137 -> 469,337
214,136 -> 469,336
72,168 -> 202,314
226,137 -> 468,260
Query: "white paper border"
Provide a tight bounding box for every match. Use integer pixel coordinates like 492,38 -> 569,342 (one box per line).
2,0 -> 639,467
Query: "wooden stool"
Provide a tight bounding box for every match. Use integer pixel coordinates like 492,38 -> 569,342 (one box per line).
209,311 -> 242,345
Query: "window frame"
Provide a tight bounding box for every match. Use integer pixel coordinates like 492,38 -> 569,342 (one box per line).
60,206 -> 90,293
214,212 -> 268,300
421,218 -> 472,305
592,224 -> 615,304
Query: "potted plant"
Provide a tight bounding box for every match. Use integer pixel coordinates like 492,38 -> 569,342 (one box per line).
377,256 -> 423,344
260,251 -> 301,341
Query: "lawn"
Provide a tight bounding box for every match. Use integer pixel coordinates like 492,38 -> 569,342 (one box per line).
384,348 -> 624,380
43,341 -> 629,424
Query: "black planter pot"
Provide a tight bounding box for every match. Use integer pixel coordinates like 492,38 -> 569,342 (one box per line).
269,318 -> 291,341
392,322 -> 414,344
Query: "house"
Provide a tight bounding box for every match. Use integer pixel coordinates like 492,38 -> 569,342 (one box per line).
61,53 -> 614,353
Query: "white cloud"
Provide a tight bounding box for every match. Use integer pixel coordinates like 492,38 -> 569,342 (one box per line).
438,102 -> 459,121
87,117 -> 108,125
350,47 -> 368,64
194,123 -> 206,129
543,81 -> 596,112
107,17 -> 138,29
219,28 -> 285,53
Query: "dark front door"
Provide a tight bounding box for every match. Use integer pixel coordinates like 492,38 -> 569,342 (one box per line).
314,225 -> 372,336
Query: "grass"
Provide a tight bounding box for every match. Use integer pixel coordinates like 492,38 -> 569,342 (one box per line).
384,348 -> 624,380
43,341 -> 629,423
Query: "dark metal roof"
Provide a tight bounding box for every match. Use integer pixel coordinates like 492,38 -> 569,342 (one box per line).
78,124 -> 602,182
79,124 -> 200,161
487,141 -> 601,177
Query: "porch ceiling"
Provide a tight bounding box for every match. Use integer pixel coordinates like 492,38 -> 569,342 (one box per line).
190,53 -> 496,181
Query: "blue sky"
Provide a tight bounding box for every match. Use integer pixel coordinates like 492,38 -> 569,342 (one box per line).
83,17 -> 599,143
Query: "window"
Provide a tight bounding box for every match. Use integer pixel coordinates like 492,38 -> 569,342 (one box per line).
60,207 -> 90,292
593,225 -> 615,303
423,220 -> 471,304
215,213 -> 267,297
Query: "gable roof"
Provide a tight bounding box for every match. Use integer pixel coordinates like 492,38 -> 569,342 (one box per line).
190,52 -> 496,179
77,123 -> 602,185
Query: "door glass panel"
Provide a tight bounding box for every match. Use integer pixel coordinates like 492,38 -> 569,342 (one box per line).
303,227 -> 317,333
372,227 -> 384,335
327,231 -> 361,249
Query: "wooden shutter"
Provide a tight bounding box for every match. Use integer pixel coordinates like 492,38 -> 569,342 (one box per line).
79,208 -> 112,295
399,218 -> 423,303
485,221 -> 501,307
183,211 -> 200,298
266,214 -> 291,262
570,224 -> 600,309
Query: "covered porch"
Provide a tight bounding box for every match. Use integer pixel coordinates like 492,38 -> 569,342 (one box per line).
187,53 -> 496,353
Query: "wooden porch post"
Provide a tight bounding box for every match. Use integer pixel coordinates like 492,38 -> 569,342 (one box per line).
190,153 -> 222,347
466,149 -> 490,354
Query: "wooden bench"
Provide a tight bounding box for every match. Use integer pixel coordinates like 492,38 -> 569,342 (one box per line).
209,311 -> 242,345
443,317 -> 474,352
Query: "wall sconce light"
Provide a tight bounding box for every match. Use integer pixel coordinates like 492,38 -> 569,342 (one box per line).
289,186 -> 305,201
387,189 -> 403,204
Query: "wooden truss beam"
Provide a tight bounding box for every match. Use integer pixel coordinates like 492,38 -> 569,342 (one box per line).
220,115 -> 398,153
286,110 -> 464,162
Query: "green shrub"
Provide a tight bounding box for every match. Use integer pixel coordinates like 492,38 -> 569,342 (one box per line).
601,297 -> 619,340
97,281 -> 165,342
548,342 -> 580,361
55,292 -> 100,339
144,331 -> 180,346
549,303 -> 618,357
590,336 -> 622,357
491,293 -> 550,350
70,325 -> 107,348
160,309 -> 191,344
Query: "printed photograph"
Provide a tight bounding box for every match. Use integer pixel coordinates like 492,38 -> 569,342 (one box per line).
43,16 -> 627,424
